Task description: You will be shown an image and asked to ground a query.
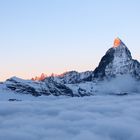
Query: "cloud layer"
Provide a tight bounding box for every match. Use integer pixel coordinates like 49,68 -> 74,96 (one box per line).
0,93 -> 140,140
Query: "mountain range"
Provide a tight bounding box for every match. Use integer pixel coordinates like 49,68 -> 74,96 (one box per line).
1,38 -> 140,97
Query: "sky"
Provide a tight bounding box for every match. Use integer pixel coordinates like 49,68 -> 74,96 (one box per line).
0,0 -> 140,81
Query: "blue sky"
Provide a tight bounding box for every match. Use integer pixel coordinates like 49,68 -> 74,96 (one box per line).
0,0 -> 140,81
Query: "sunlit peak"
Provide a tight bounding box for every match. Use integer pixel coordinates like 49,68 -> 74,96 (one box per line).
113,37 -> 121,47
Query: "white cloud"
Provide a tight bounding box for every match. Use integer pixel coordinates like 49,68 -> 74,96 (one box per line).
0,92 -> 140,140
97,75 -> 140,94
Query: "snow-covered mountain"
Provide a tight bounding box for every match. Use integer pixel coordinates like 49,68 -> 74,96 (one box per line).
94,38 -> 140,80
52,71 -> 93,84
4,77 -> 74,97
1,38 -> 140,96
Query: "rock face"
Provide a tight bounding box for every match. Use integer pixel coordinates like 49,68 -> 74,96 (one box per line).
94,38 -> 140,80
43,77 -> 74,96
2,38 -> 140,96
5,77 -> 40,96
5,77 -> 74,97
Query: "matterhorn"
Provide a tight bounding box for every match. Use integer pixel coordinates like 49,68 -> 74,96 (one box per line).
94,38 -> 140,80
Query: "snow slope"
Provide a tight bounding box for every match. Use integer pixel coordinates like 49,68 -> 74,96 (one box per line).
0,91 -> 140,140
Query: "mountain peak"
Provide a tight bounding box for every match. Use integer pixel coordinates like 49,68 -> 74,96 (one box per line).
93,38 -> 136,79
113,37 -> 122,48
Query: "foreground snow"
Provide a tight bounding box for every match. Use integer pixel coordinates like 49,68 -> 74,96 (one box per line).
0,92 -> 140,140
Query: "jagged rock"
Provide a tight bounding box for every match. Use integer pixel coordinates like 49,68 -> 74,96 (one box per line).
8,99 -> 22,101
6,77 -> 41,96
44,77 -> 74,96
51,71 -> 93,84
5,77 -> 74,97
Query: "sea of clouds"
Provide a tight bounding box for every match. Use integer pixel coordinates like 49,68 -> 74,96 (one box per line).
0,92 -> 140,140
97,75 -> 140,94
